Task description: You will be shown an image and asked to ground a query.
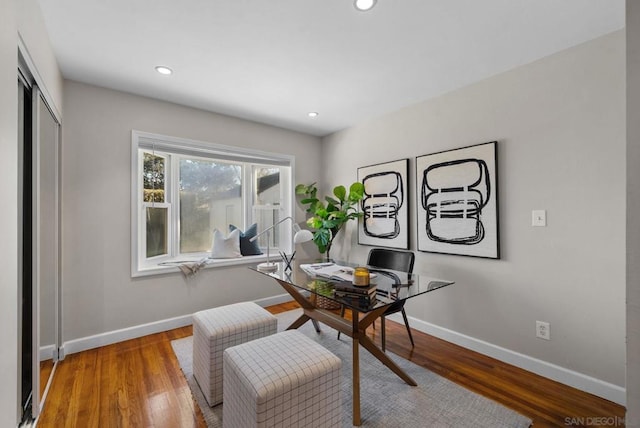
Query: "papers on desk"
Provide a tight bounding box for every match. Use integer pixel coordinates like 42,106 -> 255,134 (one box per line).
300,263 -> 377,282
300,263 -> 354,282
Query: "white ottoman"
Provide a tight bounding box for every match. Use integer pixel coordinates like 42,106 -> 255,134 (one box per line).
193,302 -> 277,406
223,330 -> 342,428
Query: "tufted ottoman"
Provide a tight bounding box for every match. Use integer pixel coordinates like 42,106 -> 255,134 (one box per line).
223,330 -> 342,428
193,302 -> 277,406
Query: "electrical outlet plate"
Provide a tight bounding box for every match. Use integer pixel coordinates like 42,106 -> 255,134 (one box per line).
536,320 -> 550,340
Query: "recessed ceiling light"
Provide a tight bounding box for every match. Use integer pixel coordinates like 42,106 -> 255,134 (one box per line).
155,66 -> 173,75
354,0 -> 377,11
308,112 -> 319,118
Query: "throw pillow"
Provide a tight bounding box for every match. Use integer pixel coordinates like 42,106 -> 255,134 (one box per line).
229,223 -> 263,256
210,228 -> 242,259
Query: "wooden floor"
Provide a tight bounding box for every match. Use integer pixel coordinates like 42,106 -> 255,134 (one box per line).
40,359 -> 54,399
37,301 -> 625,427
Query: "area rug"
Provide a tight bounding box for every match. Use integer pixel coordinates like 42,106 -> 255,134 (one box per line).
171,309 -> 532,428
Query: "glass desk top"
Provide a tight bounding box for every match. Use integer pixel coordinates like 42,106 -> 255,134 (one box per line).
250,259 -> 454,313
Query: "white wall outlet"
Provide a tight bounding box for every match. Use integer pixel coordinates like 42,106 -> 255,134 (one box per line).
536,320 -> 550,340
532,210 -> 547,227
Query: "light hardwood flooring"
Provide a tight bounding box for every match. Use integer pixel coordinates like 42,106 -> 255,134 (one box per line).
37,301 -> 625,427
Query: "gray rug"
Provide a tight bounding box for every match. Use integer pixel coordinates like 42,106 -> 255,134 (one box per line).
171,309 -> 532,428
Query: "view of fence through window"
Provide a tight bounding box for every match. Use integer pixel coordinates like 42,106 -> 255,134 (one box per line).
179,159 -> 242,253
253,167 -> 281,248
145,207 -> 167,258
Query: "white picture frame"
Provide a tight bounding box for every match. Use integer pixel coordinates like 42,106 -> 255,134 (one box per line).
357,158 -> 409,250
416,142 -> 500,259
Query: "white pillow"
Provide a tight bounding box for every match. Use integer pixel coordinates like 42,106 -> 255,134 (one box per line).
210,228 -> 242,259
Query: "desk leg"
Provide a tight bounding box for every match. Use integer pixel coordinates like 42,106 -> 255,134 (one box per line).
359,335 -> 417,386
286,313 -> 312,330
356,305 -> 417,386
276,279 -> 321,333
352,309 -> 361,426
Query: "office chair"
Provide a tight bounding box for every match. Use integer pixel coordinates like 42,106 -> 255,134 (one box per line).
338,248 -> 415,351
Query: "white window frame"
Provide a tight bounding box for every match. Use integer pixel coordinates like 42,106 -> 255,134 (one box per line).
139,150 -> 172,264
131,130 -> 295,277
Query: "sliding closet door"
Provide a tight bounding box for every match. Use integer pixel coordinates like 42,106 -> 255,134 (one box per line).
31,86 -> 60,419
18,75 -> 33,423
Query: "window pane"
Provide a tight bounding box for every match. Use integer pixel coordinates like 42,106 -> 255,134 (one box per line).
179,159 -> 242,253
254,167 -> 280,205
253,167 -> 281,248
143,152 -> 165,203
146,207 -> 168,257
253,207 -> 280,248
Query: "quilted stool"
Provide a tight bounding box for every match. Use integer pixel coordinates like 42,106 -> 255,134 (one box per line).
193,302 -> 277,406
223,330 -> 342,428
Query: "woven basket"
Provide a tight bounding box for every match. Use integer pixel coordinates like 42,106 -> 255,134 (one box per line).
314,295 -> 341,310
311,280 -> 341,310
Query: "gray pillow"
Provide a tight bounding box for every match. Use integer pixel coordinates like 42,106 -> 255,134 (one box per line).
229,223 -> 263,256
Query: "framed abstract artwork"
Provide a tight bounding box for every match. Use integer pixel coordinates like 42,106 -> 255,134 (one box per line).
358,158 -> 409,249
416,141 -> 499,259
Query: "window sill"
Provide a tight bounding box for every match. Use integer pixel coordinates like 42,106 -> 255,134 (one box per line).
132,254 -> 282,278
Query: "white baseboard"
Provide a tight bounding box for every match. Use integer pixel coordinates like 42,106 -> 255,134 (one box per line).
61,294 -> 295,357
39,344 -> 56,361
386,313 -> 626,405
253,293 -> 296,308
62,313 -> 194,357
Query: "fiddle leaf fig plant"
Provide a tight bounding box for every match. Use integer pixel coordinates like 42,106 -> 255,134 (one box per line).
295,182 -> 365,258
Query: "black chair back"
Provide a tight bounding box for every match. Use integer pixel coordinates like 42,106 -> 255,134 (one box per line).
367,248 -> 415,274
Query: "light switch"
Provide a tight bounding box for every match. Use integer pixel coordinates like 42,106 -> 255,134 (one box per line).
532,210 -> 546,227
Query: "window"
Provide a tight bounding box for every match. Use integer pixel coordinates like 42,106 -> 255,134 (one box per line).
132,131 -> 294,276
253,166 -> 282,248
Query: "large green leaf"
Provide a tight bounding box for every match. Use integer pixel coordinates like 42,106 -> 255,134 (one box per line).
326,203 -> 338,212
323,219 -> 339,229
307,217 -> 323,229
313,229 -> 331,253
333,185 -> 346,201
348,182 -> 365,201
325,196 -> 340,206
317,229 -> 331,244
315,207 -> 328,219
296,183 -> 317,198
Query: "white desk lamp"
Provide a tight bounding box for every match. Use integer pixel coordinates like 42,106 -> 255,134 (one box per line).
250,216 -> 313,273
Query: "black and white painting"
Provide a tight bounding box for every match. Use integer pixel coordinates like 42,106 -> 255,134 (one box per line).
416,142 -> 499,259
358,159 -> 409,249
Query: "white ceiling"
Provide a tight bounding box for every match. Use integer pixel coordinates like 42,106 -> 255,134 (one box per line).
37,0 -> 624,137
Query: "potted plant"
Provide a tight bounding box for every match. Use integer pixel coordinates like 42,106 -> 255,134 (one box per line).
295,182 -> 364,259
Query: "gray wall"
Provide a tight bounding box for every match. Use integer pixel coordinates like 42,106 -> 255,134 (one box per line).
628,1 -> 640,425
323,31 -> 626,388
0,0 -> 19,422
61,81 -> 322,342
